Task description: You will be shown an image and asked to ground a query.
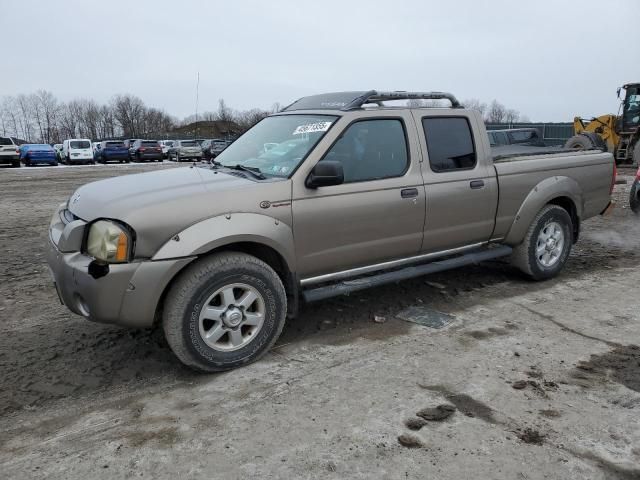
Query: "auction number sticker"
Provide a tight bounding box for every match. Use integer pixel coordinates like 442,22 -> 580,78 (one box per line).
292,121 -> 333,135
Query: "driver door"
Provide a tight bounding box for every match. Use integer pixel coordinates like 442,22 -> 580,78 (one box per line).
291,111 -> 426,279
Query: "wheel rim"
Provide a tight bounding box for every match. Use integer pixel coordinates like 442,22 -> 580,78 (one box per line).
536,221 -> 565,268
198,283 -> 265,352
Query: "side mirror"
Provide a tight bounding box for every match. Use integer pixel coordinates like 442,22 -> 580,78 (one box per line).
306,160 -> 344,189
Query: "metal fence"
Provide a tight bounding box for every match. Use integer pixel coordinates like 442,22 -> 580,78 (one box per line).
486,123 -> 574,146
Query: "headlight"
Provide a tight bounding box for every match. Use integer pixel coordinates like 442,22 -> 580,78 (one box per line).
86,220 -> 132,263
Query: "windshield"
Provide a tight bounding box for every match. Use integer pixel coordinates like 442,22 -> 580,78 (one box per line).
105,141 -> 125,148
70,140 -> 91,149
216,114 -> 338,177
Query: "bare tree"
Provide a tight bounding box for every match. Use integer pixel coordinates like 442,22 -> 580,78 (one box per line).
504,109 -> 520,124
486,100 -> 507,123
462,98 -> 487,116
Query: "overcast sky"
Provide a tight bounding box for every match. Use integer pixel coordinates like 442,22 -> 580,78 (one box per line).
2,0 -> 639,121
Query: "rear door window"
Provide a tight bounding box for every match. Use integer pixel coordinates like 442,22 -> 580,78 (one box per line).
422,117 -> 477,172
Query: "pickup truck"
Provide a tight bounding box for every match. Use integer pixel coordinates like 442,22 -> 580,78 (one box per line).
47,90 -> 615,372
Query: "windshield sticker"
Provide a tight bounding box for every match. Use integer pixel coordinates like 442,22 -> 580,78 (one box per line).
292,121 -> 333,135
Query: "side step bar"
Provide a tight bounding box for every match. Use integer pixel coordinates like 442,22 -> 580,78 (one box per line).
302,245 -> 512,303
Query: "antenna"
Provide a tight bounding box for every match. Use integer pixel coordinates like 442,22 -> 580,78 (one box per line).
195,72 -> 200,141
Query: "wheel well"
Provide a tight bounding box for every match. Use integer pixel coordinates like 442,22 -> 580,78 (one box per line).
153,242 -> 299,326
548,196 -> 580,242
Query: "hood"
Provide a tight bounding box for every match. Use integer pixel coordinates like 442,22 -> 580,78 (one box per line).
68,166 -> 286,258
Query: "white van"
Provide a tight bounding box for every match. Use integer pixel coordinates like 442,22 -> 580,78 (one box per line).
62,139 -> 94,165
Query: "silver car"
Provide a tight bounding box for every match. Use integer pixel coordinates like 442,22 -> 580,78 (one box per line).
168,140 -> 202,162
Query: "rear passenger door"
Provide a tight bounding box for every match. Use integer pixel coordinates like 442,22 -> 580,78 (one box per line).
414,112 -> 498,253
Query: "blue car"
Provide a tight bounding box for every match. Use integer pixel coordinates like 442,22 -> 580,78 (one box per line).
95,140 -> 130,164
20,144 -> 58,166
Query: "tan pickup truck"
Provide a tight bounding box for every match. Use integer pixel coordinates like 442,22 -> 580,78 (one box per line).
47,90 -> 615,372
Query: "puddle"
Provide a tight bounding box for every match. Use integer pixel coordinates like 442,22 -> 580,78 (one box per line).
396,306 -> 455,329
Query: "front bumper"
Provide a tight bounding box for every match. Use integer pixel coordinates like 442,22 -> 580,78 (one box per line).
47,205 -> 194,328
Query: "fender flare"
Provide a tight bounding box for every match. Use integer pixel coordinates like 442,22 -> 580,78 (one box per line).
504,176 -> 583,246
151,213 -> 297,271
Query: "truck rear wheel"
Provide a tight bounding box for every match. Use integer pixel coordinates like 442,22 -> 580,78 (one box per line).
511,205 -> 573,280
163,252 -> 287,372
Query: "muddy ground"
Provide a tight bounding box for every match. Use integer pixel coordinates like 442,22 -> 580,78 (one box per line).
1,163 -> 639,479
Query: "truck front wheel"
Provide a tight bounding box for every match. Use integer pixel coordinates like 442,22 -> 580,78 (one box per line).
511,205 -> 573,280
163,252 -> 287,372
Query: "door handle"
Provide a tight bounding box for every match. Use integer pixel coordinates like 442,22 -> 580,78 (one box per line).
470,180 -> 485,189
401,188 -> 419,198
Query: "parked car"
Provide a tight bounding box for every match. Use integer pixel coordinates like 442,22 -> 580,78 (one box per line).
487,128 -> 545,147
0,137 -> 21,168
62,139 -> 94,165
53,143 -> 64,162
46,89 -> 615,372
95,140 -> 130,164
123,139 -> 141,160
201,138 -> 228,160
167,140 -> 202,161
159,140 -> 175,159
130,140 -> 163,162
20,144 -> 57,166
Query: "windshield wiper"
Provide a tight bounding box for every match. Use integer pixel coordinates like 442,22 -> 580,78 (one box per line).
227,164 -> 266,180
209,158 -> 223,168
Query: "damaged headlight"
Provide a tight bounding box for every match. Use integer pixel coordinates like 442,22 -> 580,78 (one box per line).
85,220 -> 132,263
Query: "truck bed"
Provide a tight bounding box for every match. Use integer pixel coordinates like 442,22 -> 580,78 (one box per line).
491,149 -> 613,242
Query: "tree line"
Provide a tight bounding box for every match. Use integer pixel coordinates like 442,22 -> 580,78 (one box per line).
407,98 -> 529,123
0,90 -> 529,144
0,91 -> 277,144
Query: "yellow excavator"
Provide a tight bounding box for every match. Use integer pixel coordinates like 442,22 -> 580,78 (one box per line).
564,83 -> 640,165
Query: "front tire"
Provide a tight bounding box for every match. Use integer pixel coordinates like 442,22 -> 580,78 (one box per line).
511,204 -> 573,280
163,252 -> 287,372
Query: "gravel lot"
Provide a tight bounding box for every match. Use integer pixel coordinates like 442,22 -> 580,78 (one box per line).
1,163 -> 639,479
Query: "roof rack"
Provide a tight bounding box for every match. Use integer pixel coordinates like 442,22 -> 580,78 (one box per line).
282,90 -> 462,112
345,90 -> 462,110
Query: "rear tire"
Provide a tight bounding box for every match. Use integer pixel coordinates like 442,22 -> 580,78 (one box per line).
511,204 -> 573,281
163,252 -> 287,372
11,160 -> 19,168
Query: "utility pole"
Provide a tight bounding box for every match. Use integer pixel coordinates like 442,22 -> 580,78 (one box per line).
195,72 -> 200,141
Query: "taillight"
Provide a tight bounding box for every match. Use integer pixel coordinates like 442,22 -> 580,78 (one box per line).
15,148 -> 19,154
139,148 -> 146,151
